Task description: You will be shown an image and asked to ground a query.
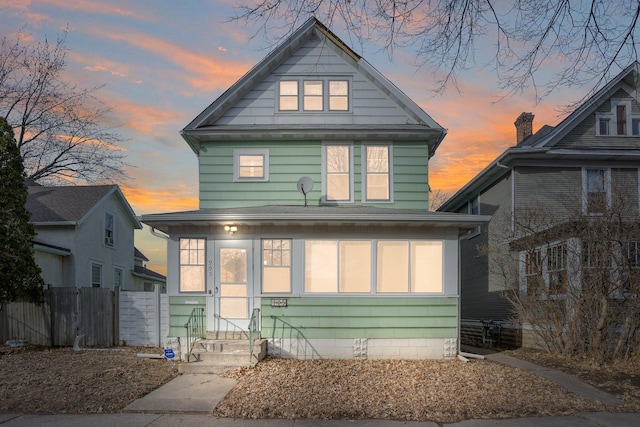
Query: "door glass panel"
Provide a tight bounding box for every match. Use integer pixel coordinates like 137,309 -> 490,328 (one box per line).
220,248 -> 248,319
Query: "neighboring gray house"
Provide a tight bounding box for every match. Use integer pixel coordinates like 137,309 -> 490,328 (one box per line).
133,248 -> 167,293
26,183 -> 160,291
142,18 -> 488,360
438,62 -> 640,347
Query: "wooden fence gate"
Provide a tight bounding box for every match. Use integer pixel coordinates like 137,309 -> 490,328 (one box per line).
0,287 -> 118,347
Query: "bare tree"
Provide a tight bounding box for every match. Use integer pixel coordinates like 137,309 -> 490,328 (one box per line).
487,195 -> 640,362
231,1 -> 640,104
428,188 -> 450,211
0,29 -> 127,185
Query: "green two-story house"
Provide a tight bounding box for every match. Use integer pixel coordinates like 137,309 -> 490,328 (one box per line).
142,18 -> 488,360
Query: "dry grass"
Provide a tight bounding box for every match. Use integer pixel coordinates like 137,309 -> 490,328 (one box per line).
215,356 -> 617,422
0,346 -> 178,414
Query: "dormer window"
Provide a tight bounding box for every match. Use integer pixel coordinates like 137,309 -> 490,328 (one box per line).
596,99 -> 640,136
278,78 -> 350,112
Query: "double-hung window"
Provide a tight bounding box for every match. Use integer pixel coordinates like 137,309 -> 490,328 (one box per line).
91,263 -> 102,288
179,238 -> 205,292
323,143 -> 353,202
583,168 -> 610,214
329,80 -> 349,111
233,149 -> 269,182
363,144 -> 391,202
262,239 -> 291,293
548,242 -> 568,295
303,81 -> 323,110
104,211 -> 114,247
279,81 -> 298,111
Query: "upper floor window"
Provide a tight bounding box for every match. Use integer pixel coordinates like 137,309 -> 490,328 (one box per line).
323,143 -> 353,202
233,149 -> 269,182
363,144 -> 392,202
104,211 -> 114,247
179,238 -> 205,292
583,168 -> 610,214
596,99 -> 640,136
279,78 -> 350,112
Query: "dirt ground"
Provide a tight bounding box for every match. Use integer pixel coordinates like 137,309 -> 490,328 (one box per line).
1,344 -> 639,422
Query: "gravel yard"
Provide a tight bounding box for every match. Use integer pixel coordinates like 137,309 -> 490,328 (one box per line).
1,344 -> 639,422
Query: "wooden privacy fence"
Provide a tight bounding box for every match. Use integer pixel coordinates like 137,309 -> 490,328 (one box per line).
0,287 -> 118,347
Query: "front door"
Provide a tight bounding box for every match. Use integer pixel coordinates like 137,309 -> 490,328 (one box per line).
213,240 -> 253,332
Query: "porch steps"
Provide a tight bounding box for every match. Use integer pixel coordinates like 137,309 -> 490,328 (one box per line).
179,338 -> 267,374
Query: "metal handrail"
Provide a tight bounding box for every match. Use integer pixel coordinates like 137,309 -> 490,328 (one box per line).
248,308 -> 260,364
184,307 -> 205,362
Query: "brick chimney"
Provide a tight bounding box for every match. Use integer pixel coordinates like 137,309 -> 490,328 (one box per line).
514,112 -> 534,145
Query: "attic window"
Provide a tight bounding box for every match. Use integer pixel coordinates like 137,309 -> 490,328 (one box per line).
104,211 -> 115,247
278,78 -> 351,112
596,99 -> 639,136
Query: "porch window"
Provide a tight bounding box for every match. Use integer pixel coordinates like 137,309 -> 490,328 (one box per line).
304,239 -> 444,294
262,239 -> 291,293
179,238 -> 205,292
323,144 -> 352,202
524,249 -> 543,298
548,242 -> 567,295
364,145 -> 391,201
304,240 -> 371,293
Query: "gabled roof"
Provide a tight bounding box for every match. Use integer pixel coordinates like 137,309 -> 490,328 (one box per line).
181,17 -> 446,157
132,265 -> 166,282
438,62 -> 640,213
27,184 -> 142,229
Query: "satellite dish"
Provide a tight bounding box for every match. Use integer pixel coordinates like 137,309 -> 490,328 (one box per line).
296,177 -> 314,207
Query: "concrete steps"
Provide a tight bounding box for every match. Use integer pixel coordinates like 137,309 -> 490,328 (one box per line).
179,338 -> 267,374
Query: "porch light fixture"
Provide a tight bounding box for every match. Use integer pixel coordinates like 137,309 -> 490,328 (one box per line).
224,224 -> 238,234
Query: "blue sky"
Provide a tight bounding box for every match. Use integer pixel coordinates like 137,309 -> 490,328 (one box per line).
1,1 -> 588,274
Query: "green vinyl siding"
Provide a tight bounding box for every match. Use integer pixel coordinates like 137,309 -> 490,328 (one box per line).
168,296 -> 206,337
261,296 -> 458,339
199,140 -> 429,209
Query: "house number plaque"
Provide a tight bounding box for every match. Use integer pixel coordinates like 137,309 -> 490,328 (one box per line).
270,298 -> 287,307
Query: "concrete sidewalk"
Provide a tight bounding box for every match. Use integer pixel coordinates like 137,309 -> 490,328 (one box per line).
2,412 -> 639,426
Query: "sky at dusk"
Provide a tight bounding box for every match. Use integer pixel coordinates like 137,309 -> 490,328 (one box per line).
1,1 -> 589,275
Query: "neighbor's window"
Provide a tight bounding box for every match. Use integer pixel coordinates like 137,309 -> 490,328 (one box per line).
262,239 -> 291,293
304,240 -> 371,293
279,81 -> 298,110
323,144 -> 352,202
179,238 -> 205,292
584,168 -> 609,214
329,80 -> 349,111
104,211 -> 114,246
364,145 -> 391,201
113,268 -> 123,288
524,249 -> 543,298
303,81 -> 323,111
547,242 -> 567,295
596,99 -> 639,136
91,263 -> 102,288
233,149 -> 269,182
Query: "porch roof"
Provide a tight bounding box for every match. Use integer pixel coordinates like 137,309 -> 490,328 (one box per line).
141,205 -> 490,235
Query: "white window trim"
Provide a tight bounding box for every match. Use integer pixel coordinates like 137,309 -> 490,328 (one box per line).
90,261 -> 103,288
519,239 -> 571,299
261,239 -> 292,294
596,99 -> 640,136
178,237 -> 207,293
302,239 -> 445,295
104,210 -> 115,247
276,76 -> 352,113
321,142 -> 354,204
362,143 -> 394,203
581,167 -> 611,215
233,149 -> 269,182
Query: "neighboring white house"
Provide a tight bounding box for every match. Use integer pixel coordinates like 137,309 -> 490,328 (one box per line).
142,18 -> 489,360
26,182 -> 164,291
